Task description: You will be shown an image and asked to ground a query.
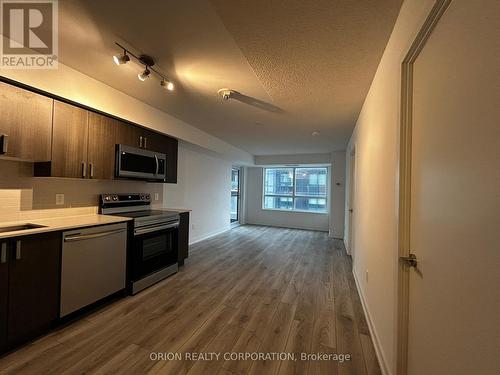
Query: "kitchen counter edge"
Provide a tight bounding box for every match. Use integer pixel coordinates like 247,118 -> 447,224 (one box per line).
0,214 -> 132,239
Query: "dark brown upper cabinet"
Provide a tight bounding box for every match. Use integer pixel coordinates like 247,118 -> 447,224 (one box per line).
0,81 -> 52,161
87,112 -> 117,180
50,101 -> 89,178
0,80 -> 178,182
115,125 -> 178,183
115,122 -> 144,149
161,136 -> 178,184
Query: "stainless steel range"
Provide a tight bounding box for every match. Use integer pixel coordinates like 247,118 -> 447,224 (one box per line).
100,193 -> 179,294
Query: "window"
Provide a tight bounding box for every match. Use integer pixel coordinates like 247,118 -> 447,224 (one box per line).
263,167 -> 328,213
231,168 -> 240,223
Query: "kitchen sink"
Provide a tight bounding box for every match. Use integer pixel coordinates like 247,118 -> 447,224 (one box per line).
0,223 -> 47,233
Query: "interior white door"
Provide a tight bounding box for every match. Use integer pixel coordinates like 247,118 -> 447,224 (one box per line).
408,1 -> 500,374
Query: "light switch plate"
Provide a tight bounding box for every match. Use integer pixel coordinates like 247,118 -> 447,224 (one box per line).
55,194 -> 64,205
154,193 -> 159,201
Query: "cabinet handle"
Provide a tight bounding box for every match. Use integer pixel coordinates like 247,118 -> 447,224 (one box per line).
16,240 -> 21,260
139,136 -> 143,148
144,137 -> 148,149
0,134 -> 8,154
82,162 -> 87,178
90,163 -> 94,178
1,243 -> 6,264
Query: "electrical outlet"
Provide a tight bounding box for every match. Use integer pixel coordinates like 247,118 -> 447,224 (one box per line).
55,194 -> 65,205
365,270 -> 369,283
154,193 -> 159,201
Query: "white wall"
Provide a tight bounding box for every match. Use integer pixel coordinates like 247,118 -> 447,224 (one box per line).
344,0 -> 436,373
254,153 -> 332,165
244,167 -> 330,231
163,142 -> 232,244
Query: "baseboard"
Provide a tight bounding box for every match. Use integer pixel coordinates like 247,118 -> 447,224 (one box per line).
189,227 -> 231,245
328,229 -> 343,239
352,269 -> 391,375
245,221 -> 328,232
344,238 -> 350,254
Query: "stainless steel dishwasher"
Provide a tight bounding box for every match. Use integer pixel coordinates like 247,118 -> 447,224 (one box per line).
60,222 -> 127,317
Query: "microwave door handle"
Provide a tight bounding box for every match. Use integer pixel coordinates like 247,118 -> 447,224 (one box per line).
154,154 -> 159,175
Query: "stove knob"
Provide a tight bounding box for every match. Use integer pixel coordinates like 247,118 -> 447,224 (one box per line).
140,195 -> 145,200
104,195 -> 111,201
112,196 -> 118,201
145,194 -> 150,200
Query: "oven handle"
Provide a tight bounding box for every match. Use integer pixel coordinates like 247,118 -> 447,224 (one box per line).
134,221 -> 179,236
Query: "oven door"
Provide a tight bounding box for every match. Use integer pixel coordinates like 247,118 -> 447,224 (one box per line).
132,222 -> 178,281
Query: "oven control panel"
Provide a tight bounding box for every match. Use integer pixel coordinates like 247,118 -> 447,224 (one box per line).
100,193 -> 151,206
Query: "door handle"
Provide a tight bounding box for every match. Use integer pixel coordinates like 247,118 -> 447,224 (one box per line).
144,137 -> 148,149
400,253 -> 417,268
89,163 -> 94,178
349,209 -> 353,213
15,240 -> 21,260
154,154 -> 159,175
0,134 -> 8,154
139,136 -> 143,148
1,243 -> 7,263
82,162 -> 87,178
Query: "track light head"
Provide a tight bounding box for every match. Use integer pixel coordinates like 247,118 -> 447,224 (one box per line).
138,67 -> 151,81
161,79 -> 175,91
113,51 -> 129,65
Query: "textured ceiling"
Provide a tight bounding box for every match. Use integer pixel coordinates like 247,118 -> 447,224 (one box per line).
57,0 -> 402,155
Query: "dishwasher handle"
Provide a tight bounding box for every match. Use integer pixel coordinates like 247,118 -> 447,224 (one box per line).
64,228 -> 126,242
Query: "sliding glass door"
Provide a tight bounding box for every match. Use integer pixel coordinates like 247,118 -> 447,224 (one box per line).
231,168 -> 240,223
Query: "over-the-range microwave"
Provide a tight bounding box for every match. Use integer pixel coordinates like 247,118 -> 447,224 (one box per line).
115,144 -> 166,181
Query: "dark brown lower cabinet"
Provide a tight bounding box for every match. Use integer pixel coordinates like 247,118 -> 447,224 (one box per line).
1,232 -> 61,352
0,241 -> 8,353
178,212 -> 190,266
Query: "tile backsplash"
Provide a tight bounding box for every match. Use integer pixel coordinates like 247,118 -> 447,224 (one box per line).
0,159 -> 164,222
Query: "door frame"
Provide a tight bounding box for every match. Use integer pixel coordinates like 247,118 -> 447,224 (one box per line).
395,1 -> 452,373
347,146 -> 356,259
231,166 -> 242,226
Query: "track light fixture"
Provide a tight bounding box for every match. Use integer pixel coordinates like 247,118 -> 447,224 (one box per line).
113,50 -> 130,65
160,79 -> 174,91
113,42 -> 175,91
138,67 -> 151,81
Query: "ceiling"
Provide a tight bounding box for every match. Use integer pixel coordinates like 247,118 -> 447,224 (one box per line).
58,0 -> 402,155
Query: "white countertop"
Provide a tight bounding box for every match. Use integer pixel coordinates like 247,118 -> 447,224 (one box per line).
164,207 -> 191,213
0,214 -> 132,239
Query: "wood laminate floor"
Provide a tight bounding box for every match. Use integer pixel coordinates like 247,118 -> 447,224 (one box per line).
0,225 -> 381,375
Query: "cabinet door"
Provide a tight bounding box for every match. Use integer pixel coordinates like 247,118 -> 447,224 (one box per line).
142,129 -> 163,152
115,122 -> 143,149
0,81 -> 52,161
8,233 -> 61,348
51,101 -> 89,178
178,212 -> 190,266
143,131 -> 178,183
0,241 -> 8,352
165,137 -> 178,183
87,112 -> 117,180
